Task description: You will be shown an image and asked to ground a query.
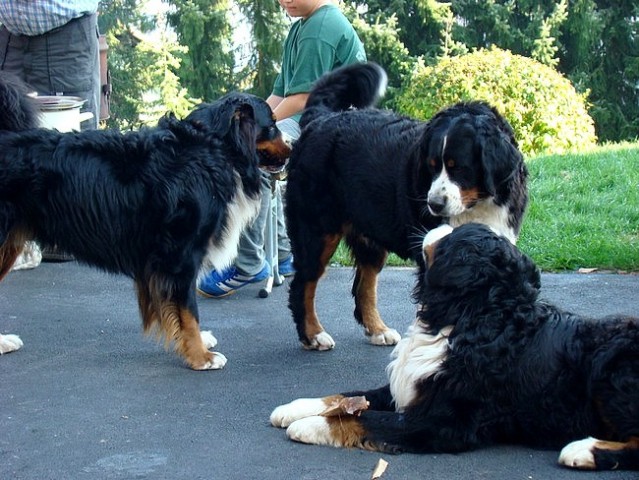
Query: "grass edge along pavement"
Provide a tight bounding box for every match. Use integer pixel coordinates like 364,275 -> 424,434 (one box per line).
331,141 -> 639,273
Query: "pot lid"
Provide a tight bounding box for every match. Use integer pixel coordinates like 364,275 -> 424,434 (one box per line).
34,95 -> 86,111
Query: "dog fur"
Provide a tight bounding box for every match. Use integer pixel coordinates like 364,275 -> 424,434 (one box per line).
0,71 -> 40,354
271,223 -> 639,471
0,72 -> 290,368
284,62 -> 528,350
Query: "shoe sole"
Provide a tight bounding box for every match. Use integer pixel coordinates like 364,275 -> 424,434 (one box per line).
196,287 -> 237,299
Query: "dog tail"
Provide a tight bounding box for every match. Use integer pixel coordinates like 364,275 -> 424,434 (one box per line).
300,62 -> 387,128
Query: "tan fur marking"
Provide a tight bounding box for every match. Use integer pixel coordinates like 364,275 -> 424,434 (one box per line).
595,436 -> 639,451
425,243 -> 437,267
354,264 -> 388,336
256,136 -> 292,160
302,234 -> 341,340
303,281 -> 327,339
142,274 -> 212,369
0,227 -> 30,280
460,187 -> 481,207
326,415 -> 367,449
174,306 -> 214,370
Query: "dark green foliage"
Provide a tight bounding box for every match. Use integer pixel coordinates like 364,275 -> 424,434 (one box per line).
396,47 -> 597,156
167,0 -> 236,101
99,0 -> 196,129
236,0 -> 286,98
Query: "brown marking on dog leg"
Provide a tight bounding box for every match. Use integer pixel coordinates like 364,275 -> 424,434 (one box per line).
353,264 -> 399,345
144,274 -> 216,369
595,436 -> 639,451
326,415 -> 368,449
559,436 -> 639,470
0,227 -> 29,280
135,279 -> 158,333
174,306 -> 216,370
303,280 -> 325,339
301,234 -> 341,348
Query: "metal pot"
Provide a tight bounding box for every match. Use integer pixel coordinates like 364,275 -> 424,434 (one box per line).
34,96 -> 94,132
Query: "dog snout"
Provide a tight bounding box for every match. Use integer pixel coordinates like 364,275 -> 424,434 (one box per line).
427,196 -> 447,215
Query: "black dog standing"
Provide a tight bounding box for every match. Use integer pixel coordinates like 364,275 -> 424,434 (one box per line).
284,62 -> 528,352
0,72 -> 290,369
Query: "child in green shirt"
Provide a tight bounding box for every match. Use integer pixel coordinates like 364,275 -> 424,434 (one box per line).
198,0 -> 366,298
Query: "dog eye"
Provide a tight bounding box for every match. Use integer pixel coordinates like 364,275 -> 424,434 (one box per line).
446,159 -> 456,169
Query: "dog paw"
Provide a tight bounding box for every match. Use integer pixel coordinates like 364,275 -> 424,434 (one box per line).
271,398 -> 329,428
303,332 -> 336,351
0,334 -> 23,354
200,330 -> 218,349
558,437 -> 596,469
286,416 -> 333,446
193,352 -> 227,370
367,328 -> 401,346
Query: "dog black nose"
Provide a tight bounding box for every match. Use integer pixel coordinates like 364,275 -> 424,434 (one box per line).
428,197 -> 446,215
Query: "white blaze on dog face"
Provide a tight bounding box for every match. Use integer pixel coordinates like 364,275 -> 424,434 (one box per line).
426,122 -> 486,218
427,163 -> 465,217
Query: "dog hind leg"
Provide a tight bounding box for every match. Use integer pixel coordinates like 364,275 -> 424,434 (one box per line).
559,436 -> 639,470
346,233 -> 400,346
288,233 -> 341,350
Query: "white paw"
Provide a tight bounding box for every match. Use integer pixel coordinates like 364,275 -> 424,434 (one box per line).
200,330 -> 218,349
303,331 -> 335,351
271,398 -> 328,428
197,352 -> 228,370
286,416 -> 333,446
368,328 -> 401,346
0,334 -> 23,354
558,437 -> 597,469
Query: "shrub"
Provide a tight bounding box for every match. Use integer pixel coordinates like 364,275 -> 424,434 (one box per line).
395,47 -> 597,156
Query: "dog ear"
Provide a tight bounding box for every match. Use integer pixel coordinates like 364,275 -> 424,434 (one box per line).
228,101 -> 258,159
477,115 -> 524,197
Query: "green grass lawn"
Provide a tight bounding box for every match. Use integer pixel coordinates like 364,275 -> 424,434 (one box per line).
330,141 -> 639,272
519,141 -> 639,272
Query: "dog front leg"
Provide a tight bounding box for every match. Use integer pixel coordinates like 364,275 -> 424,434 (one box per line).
139,277 -> 225,370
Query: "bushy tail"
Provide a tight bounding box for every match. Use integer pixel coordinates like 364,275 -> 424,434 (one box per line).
300,62 -> 387,128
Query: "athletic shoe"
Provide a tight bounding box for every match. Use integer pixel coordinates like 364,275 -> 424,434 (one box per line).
278,256 -> 295,277
197,263 -> 270,298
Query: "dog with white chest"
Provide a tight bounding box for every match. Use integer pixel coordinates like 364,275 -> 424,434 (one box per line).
272,223 -> 639,471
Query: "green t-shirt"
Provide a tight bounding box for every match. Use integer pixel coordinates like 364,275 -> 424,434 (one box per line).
272,4 -> 366,122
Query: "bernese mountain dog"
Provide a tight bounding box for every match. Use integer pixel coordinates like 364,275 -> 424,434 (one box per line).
0,71 -> 290,368
271,223 -> 639,471
284,63 -> 528,351
0,72 -> 40,355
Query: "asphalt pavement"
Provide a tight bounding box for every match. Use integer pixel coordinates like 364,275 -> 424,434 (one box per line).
1,261 -> 638,480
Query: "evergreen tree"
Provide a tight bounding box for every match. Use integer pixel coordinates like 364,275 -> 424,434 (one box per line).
99,0 -> 196,129
167,0 -> 237,101
236,0 -> 287,98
